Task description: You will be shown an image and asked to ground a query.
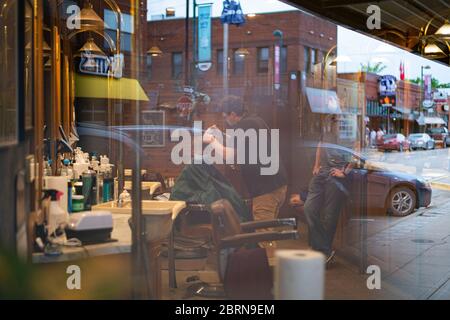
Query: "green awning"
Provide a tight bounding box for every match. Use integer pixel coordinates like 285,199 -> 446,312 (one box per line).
75,74 -> 149,101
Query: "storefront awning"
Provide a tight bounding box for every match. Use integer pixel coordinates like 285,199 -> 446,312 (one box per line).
305,87 -> 342,114
392,106 -> 412,114
75,74 -> 149,101
416,116 -> 446,126
392,106 -> 415,121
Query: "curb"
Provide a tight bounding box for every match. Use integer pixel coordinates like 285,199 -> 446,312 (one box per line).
431,181 -> 450,191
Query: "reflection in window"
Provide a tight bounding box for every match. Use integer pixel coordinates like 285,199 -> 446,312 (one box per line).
257,47 -> 269,73
172,52 -> 183,79
104,9 -> 134,52
233,49 -> 245,75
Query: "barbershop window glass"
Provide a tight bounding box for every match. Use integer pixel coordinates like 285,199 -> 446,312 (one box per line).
257,47 -> 269,73
0,0 -> 18,147
104,9 -> 134,53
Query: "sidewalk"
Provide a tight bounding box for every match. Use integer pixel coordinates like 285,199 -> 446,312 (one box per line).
336,188 -> 450,299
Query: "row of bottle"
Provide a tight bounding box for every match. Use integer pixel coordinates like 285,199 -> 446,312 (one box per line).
44,148 -> 116,213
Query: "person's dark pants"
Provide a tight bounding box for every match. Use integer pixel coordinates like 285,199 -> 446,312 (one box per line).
303,170 -> 347,256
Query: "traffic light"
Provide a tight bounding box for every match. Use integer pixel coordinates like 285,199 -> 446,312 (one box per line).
379,95 -> 396,107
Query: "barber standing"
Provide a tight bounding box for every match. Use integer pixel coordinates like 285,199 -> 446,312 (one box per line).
203,96 -> 288,243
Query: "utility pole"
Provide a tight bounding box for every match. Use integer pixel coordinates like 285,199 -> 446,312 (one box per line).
184,0 -> 189,86
223,23 -> 229,96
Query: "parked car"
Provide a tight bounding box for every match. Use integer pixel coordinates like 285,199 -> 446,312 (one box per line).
407,133 -> 435,150
427,127 -> 450,147
296,143 -> 432,217
340,144 -> 431,216
378,133 -> 411,152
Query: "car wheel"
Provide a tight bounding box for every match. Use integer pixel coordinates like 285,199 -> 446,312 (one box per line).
387,187 -> 416,217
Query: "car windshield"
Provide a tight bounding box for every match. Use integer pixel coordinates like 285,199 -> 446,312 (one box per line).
384,134 -> 397,139
428,128 -> 444,134
409,134 -> 424,139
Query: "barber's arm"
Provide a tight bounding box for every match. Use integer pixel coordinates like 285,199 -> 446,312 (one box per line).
203,125 -> 235,163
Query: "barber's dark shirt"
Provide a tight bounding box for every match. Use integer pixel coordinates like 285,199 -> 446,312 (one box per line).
232,115 -> 287,198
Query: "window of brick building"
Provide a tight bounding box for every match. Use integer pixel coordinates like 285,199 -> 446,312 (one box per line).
217,49 -> 224,75
233,49 -> 245,75
104,9 -> 134,53
257,47 -> 270,73
280,46 -> 288,73
172,52 -> 183,79
146,56 -> 152,80
304,46 -> 311,73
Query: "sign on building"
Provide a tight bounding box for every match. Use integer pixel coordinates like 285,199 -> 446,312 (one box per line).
198,3 -> 212,71
378,75 -> 397,107
79,53 -> 124,78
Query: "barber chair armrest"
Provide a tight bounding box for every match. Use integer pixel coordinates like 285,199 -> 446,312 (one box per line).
240,218 -> 297,232
219,230 -> 299,249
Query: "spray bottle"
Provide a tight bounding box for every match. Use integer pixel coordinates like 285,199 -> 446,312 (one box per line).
43,189 -> 68,237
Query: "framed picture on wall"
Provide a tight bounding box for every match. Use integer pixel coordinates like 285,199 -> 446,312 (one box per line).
0,0 -> 19,147
141,110 -> 165,147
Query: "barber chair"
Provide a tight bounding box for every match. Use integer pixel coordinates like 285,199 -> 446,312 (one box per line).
188,199 -> 299,299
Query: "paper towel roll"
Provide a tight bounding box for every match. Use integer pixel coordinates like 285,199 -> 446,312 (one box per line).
44,176 -> 69,213
274,250 -> 325,300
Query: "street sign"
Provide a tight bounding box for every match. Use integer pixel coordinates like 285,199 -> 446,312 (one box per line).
422,100 -> 434,109
434,91 -> 447,103
274,45 -> 280,90
183,86 -> 194,94
177,95 -> 194,110
197,62 -> 212,72
198,4 -> 212,63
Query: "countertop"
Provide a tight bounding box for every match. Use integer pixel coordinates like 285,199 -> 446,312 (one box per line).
32,214 -> 132,264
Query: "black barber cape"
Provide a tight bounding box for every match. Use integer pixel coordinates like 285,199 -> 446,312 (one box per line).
170,164 -> 252,222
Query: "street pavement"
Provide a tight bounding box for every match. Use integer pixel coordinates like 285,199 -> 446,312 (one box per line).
361,147 -> 450,183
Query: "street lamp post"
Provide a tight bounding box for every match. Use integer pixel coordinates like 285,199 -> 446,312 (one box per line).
420,65 -> 431,132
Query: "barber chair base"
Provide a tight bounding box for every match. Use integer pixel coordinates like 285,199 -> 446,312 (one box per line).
187,282 -> 226,298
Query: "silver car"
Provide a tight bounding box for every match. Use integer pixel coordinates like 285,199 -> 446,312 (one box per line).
408,133 -> 435,150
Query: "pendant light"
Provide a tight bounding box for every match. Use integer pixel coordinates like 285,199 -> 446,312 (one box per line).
435,21 -> 450,40
147,46 -> 163,57
74,2 -> 108,30
423,42 -> 447,59
77,37 -> 107,57
235,47 -> 250,57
